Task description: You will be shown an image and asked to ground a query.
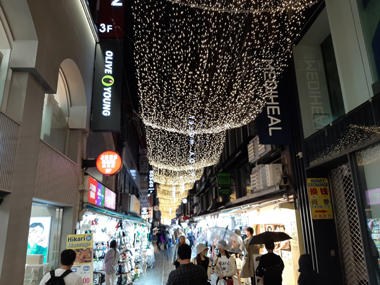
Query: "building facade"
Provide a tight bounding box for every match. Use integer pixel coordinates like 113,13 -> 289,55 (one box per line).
0,1 -> 96,284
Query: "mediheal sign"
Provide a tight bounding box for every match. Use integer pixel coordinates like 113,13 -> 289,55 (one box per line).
91,41 -> 122,132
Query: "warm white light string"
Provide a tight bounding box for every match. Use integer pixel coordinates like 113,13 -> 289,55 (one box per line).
133,0 -> 306,134
167,0 -> 318,14
153,166 -> 204,185
146,126 -> 225,171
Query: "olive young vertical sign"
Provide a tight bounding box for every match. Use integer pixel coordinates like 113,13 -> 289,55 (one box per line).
91,41 -> 122,132
307,178 -> 333,220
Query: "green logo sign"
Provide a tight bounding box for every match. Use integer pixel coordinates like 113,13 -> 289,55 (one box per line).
102,75 -> 114,87
219,189 -> 231,196
217,173 -> 231,187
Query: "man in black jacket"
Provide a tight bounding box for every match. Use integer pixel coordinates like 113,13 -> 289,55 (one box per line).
256,242 -> 284,285
167,244 -> 208,285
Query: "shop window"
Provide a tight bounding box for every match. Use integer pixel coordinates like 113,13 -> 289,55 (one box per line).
355,144 -> 380,279
24,203 -> 63,284
40,69 -> 70,154
293,9 -> 345,138
356,0 -> 380,83
0,23 -> 11,108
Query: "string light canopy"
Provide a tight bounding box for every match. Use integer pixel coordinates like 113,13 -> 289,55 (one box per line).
158,183 -> 194,192
134,0 -> 308,134
167,0 -> 318,13
153,166 -> 203,185
157,191 -> 188,201
311,125 -> 380,166
147,126 -> 225,171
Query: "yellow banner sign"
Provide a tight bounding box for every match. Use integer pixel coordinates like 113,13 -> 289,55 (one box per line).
67,234 -> 93,285
307,178 -> 333,220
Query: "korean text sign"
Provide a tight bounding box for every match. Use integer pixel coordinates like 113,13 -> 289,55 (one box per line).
67,234 -> 93,285
307,178 -> 333,220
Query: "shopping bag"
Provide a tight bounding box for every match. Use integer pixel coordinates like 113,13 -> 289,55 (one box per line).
217,279 -> 227,285
210,273 -> 219,285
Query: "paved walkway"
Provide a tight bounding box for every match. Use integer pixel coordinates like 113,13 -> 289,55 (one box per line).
134,243 -> 174,285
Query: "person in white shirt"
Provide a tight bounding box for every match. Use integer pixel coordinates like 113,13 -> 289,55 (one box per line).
215,240 -> 237,283
104,240 -> 120,285
40,249 -> 83,285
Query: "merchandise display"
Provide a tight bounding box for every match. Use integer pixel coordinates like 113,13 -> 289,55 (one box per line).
78,212 -> 151,284
368,218 -> 380,267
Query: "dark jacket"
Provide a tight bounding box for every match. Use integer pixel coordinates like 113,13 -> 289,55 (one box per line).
298,254 -> 317,285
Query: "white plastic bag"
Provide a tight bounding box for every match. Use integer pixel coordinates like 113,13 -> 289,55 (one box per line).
210,273 -> 219,285
217,279 -> 227,285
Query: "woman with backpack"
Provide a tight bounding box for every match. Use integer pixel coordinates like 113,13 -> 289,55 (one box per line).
104,240 -> 120,285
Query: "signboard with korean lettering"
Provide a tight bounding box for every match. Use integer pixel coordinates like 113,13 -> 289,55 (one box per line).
307,178 -> 333,220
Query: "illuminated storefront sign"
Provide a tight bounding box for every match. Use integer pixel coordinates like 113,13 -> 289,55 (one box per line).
149,170 -> 154,192
104,188 -> 116,210
96,151 -> 122,175
87,176 -> 116,210
307,178 -> 333,220
92,41 -> 122,132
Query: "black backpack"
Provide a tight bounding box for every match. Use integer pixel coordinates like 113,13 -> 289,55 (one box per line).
46,270 -> 72,285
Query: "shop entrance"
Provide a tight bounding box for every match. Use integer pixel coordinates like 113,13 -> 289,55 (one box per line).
329,163 -> 369,284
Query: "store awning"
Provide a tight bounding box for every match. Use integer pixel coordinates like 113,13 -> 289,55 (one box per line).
83,203 -> 146,224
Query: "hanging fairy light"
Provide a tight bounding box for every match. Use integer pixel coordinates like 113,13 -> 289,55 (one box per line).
311,125 -> 380,166
153,166 -> 203,185
146,126 -> 225,170
158,183 -> 194,192
157,189 -> 188,200
133,0 -> 307,134
167,0 -> 318,13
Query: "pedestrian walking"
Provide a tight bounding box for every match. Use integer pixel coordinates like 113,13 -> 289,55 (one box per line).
298,254 -> 317,285
39,249 -> 83,285
241,227 -> 261,285
104,240 -> 120,285
167,244 -> 209,285
256,242 -> 284,285
172,235 -> 186,269
191,244 -> 215,283
214,240 -> 237,285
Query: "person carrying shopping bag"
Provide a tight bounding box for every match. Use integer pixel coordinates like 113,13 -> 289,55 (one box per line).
191,244 -> 215,283
214,240 -> 237,285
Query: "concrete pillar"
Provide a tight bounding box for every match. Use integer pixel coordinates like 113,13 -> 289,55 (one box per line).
0,72 -> 45,285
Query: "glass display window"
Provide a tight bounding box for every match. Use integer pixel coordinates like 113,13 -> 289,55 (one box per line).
293,9 -> 345,138
355,144 -> 380,280
356,0 -> 380,83
24,203 -> 63,284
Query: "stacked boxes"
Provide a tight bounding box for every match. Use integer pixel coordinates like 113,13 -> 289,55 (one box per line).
250,164 -> 283,193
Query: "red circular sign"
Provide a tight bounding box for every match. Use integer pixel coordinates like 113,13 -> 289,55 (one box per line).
96,151 -> 122,175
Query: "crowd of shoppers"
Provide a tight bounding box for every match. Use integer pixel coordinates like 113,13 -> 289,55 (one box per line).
166,226 -> 318,285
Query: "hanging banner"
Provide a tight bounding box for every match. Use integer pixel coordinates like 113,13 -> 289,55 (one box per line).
67,233 -> 93,285
256,66 -> 293,145
307,178 -> 333,220
91,40 -> 122,132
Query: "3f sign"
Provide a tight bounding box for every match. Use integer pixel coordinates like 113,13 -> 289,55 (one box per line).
99,24 -> 113,33
111,0 -> 122,6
